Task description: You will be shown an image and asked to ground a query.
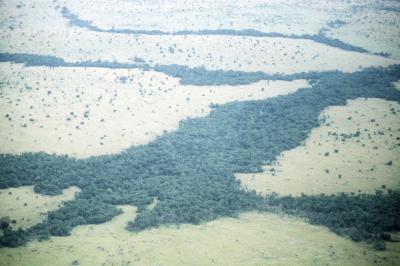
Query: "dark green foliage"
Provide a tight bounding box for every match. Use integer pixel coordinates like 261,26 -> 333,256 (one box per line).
32,199 -> 122,236
0,52 -> 322,86
153,64 -> 324,85
0,65 -> 400,248
0,53 -> 65,66
61,7 -> 102,31
0,200 -> 121,247
0,53 -> 149,70
372,241 -> 386,251
265,190 -> 400,249
327,20 -> 346,29
0,228 -> 27,248
0,218 -> 11,230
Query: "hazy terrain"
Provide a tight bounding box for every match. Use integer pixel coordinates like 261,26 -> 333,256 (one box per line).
0,0 -> 399,265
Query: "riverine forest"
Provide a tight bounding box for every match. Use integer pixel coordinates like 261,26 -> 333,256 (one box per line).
0,0 -> 399,265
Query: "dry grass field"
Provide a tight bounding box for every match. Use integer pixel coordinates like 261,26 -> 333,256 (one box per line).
1,205 -> 399,266
237,98 -> 400,196
0,62 -> 308,157
0,186 -> 79,230
60,0 -> 400,59
1,0 -> 398,73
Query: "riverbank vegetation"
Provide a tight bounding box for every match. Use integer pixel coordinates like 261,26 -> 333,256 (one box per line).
1,64 -> 400,249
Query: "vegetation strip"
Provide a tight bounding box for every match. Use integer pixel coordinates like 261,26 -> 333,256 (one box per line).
1,64 -> 400,249
0,52 -> 324,86
60,7 -> 369,54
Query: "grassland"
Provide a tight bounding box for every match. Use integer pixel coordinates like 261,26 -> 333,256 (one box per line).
326,7 -> 400,59
0,0 -> 399,264
0,186 -> 79,230
57,0 -> 329,34
0,61 -> 308,157
237,98 -> 400,196
1,205 -> 399,266
59,0 -> 400,59
1,0 -> 398,75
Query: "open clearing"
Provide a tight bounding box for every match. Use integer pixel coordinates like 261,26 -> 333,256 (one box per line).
0,62 -> 308,157
0,205 -> 399,266
58,0 -> 331,34
1,0 -> 398,74
60,0 -> 400,59
237,98 -> 400,196
0,186 -> 79,230
326,6 -> 400,59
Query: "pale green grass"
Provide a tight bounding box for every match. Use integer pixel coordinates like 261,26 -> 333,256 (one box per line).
0,186 -> 79,229
327,8 -> 400,59
0,62 -> 308,157
1,205 -> 398,266
237,98 -> 400,196
1,0 -> 398,75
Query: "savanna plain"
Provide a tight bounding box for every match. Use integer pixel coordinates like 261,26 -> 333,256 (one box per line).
0,0 -> 400,265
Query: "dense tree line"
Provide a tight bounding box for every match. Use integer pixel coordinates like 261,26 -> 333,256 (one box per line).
153,64 -> 325,85
0,52 -> 322,86
0,53 -> 66,66
0,199 -> 121,247
0,63 -> 400,248
0,53 -> 149,70
264,190 -> 400,250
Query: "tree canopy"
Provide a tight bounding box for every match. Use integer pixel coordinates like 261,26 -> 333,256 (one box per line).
1,64 -> 400,249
